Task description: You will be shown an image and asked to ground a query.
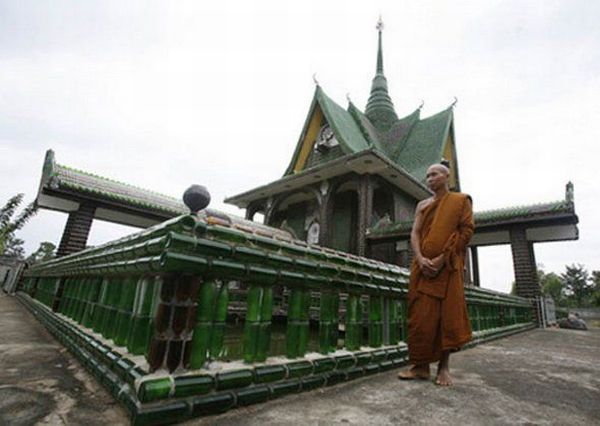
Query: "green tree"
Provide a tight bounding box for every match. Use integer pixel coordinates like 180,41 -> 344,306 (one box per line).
26,241 -> 56,264
591,271 -> 600,307
540,272 -> 565,305
3,235 -> 25,259
0,194 -> 38,258
561,264 -> 592,307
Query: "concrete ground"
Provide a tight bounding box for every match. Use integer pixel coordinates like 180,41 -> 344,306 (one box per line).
2,292 -> 599,426
0,292 -> 128,426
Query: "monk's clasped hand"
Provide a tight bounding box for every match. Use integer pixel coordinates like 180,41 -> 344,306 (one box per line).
418,254 -> 445,279
417,256 -> 437,278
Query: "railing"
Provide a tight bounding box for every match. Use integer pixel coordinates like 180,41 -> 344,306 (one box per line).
19,211 -> 536,425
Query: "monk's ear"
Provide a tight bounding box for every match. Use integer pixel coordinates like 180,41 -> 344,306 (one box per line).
466,195 -> 473,206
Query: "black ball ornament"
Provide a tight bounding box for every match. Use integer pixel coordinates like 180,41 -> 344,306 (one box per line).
183,185 -> 211,213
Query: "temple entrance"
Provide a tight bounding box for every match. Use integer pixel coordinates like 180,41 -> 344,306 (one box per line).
330,183 -> 359,254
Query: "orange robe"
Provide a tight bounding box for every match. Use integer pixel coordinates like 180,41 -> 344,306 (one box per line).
407,192 -> 474,364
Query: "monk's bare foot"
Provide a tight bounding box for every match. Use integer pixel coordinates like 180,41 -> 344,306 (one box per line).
398,365 -> 430,380
435,368 -> 452,386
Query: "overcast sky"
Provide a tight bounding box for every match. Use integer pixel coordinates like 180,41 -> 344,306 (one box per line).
1,0 -> 598,293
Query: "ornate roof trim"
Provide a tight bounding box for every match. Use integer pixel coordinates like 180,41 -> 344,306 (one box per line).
38,149 -> 187,216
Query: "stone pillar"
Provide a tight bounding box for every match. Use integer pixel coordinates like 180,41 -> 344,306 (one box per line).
318,190 -> 332,247
471,246 -> 481,287
464,249 -> 473,285
509,226 -> 540,298
56,203 -> 96,257
357,175 -> 373,257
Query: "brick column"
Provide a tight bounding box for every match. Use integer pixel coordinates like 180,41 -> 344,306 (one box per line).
56,203 -> 96,257
509,226 -> 540,298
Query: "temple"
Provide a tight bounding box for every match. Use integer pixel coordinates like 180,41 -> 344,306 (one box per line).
34,20 -> 579,299
18,20 -> 579,424
224,19 -> 578,299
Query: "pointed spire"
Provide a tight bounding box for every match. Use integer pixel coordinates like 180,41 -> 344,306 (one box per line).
376,15 -> 384,74
365,16 -> 398,132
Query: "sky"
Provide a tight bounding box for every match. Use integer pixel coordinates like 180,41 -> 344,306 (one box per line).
1,0 -> 599,293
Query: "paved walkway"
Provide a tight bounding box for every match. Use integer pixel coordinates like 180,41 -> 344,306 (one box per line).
0,292 -> 128,425
2,292 -> 599,425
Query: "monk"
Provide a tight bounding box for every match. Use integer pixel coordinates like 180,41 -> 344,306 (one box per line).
398,163 -> 473,386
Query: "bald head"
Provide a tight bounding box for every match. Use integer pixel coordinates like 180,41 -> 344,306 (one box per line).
427,164 -> 450,176
425,163 -> 450,192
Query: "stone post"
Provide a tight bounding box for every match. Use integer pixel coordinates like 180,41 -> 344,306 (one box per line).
318,184 -> 332,247
471,246 -> 481,287
357,175 -> 373,257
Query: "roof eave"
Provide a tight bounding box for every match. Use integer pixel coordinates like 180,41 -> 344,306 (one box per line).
224,149 -> 431,209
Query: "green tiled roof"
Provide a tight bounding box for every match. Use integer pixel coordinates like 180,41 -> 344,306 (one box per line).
475,199 -> 573,225
279,24 -> 457,186
316,87 -> 371,154
393,108 -> 453,182
367,198 -> 576,238
385,108 -> 422,159
283,86 -> 372,176
347,102 -> 380,149
283,85 -> 452,185
41,150 -> 187,216
230,24 -> 456,204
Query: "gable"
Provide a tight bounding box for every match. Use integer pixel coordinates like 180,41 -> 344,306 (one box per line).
285,87 -> 371,176
442,125 -> 460,190
290,102 -> 325,174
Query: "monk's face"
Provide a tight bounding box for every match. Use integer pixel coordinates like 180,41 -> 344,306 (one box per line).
426,165 -> 449,191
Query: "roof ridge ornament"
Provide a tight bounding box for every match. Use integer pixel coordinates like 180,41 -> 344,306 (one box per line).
376,15 -> 384,31
566,181 -> 574,204
418,100 -> 425,110
312,73 -> 319,86
451,96 -> 458,108
183,185 -> 211,214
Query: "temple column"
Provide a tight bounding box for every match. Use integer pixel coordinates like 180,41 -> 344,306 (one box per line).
509,226 -> 540,298
357,174 -> 373,257
318,184 -> 332,247
56,202 -> 96,257
471,246 -> 481,287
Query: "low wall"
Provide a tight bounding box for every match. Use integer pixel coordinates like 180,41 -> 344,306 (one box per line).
569,308 -> 600,320
19,212 -> 536,425
1,256 -> 26,293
